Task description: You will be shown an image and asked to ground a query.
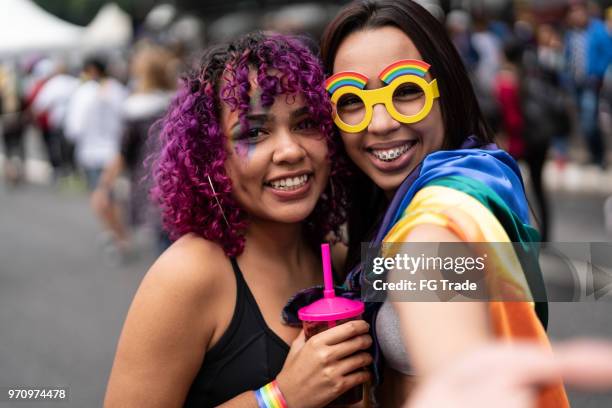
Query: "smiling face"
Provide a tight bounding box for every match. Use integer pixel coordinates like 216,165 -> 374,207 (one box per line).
333,26 -> 445,195
221,74 -> 330,225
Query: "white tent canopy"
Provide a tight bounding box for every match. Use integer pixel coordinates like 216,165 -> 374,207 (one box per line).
81,3 -> 133,50
0,1 -> 133,57
0,0 -> 84,57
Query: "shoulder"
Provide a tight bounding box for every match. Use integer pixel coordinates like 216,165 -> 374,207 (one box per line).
121,234 -> 234,353
156,232 -> 227,269
143,233 -> 231,303
126,234 -> 234,337
421,148 -> 522,186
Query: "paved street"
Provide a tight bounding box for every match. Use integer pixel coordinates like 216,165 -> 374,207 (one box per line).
0,184 -> 157,408
1,174 -> 612,407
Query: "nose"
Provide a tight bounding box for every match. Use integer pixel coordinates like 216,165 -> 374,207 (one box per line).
272,131 -> 306,165
367,103 -> 400,136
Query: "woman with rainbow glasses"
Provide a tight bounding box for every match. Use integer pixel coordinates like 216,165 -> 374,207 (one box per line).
306,1 -> 568,406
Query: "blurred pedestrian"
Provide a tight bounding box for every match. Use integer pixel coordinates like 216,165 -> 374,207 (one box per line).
32,62 -> 80,182
494,39 -> 525,159
473,14 -> 502,93
495,37 -> 553,241
24,58 -> 61,180
65,57 -> 129,256
600,6 -> 612,125
563,2 -> 610,167
93,45 -> 176,254
446,10 -> 480,73
472,13 -> 503,134
537,24 -> 572,168
0,64 -> 26,186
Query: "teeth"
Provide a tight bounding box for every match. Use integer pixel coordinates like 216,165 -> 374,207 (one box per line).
268,174 -> 309,190
371,143 -> 412,162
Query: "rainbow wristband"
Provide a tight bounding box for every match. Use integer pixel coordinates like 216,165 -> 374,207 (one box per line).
254,379 -> 288,408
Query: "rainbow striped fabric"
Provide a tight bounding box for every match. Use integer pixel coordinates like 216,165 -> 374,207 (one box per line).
254,380 -> 288,408
325,71 -> 368,94
372,147 -> 569,408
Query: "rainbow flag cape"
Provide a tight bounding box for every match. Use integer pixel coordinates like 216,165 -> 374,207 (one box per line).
347,136 -> 568,407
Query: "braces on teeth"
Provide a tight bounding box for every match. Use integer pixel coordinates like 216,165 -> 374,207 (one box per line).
372,144 -> 411,161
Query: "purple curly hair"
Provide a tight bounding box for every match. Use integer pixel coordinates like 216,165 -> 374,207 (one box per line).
151,32 -> 349,257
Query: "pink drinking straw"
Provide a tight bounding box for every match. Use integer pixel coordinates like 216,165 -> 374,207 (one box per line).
298,243 -> 363,329
321,243 -> 335,299
321,243 -> 337,328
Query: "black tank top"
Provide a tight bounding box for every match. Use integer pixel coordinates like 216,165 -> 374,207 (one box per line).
183,258 -> 290,407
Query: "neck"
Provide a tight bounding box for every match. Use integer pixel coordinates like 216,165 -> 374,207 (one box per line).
241,218 -> 315,280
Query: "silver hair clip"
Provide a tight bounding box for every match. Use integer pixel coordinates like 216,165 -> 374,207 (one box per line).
207,174 -> 230,227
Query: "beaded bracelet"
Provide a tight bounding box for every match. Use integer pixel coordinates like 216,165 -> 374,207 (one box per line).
254,379 -> 288,408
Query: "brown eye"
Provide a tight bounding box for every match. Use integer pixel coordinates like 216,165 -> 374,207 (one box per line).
295,118 -> 318,131
393,84 -> 423,101
235,127 -> 267,144
337,93 -> 364,111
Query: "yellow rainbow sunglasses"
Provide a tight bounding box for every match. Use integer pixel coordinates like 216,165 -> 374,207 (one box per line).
325,59 -> 440,133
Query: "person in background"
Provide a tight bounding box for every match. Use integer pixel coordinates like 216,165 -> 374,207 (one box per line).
495,36 -> 554,242
93,44 -> 176,254
0,64 -> 26,186
536,24 -> 572,168
446,10 -> 480,73
598,6 -> 612,126
24,58 -> 61,180
64,57 -> 129,256
472,13 -> 502,94
494,39 -> 525,160
563,2 -> 609,167
471,13 -> 503,135
32,62 -> 80,184
601,7 -> 612,241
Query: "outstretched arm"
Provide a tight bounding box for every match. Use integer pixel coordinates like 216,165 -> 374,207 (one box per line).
391,223 -> 491,377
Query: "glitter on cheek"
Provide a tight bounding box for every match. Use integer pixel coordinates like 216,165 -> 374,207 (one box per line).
233,140 -> 257,161
234,140 -> 250,158
231,124 -> 248,158
231,124 -> 256,161
247,142 -> 256,160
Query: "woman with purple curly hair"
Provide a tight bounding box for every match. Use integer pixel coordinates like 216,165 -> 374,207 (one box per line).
105,32 -> 372,407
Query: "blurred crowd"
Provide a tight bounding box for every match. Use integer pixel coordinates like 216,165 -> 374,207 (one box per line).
1,0 -> 612,257
448,1 -> 612,241
0,40 -> 181,260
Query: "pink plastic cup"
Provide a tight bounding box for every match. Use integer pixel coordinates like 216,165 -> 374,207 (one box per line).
298,244 -> 366,406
